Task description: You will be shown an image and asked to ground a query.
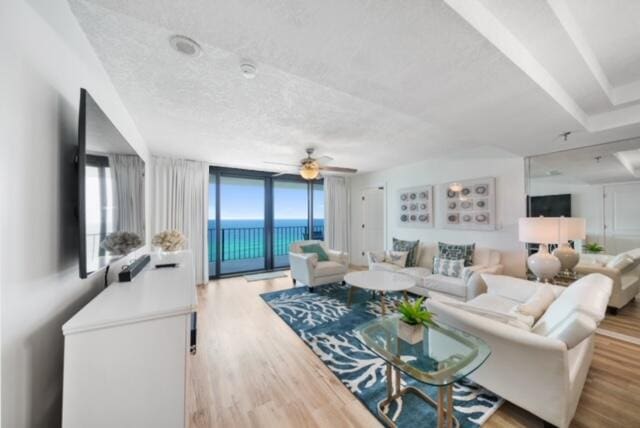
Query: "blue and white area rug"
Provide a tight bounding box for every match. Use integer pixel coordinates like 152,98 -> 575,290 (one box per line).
261,284 -> 503,427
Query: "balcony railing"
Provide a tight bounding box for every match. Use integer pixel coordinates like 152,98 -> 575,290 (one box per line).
207,225 -> 324,262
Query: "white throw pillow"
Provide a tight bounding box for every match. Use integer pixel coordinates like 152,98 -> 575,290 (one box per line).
606,254 -> 634,271
385,250 -> 409,267
368,251 -> 386,264
515,284 -> 556,320
433,257 -> 465,278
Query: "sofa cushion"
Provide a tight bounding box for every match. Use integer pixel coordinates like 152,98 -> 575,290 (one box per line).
424,274 -> 467,298
467,293 -> 519,314
370,262 -> 402,272
393,238 -> 420,267
314,261 -> 347,277
433,257 -> 465,278
400,267 -> 432,279
533,273 -> 613,336
438,242 -> 475,267
623,248 -> 640,262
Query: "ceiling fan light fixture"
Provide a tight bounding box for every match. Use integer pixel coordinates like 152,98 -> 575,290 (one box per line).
299,162 -> 320,180
449,182 -> 463,192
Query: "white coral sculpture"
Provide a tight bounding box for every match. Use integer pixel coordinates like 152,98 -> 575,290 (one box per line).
100,231 -> 143,255
152,229 -> 186,252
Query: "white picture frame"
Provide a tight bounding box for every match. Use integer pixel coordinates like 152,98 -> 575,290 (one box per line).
398,185 -> 434,228
441,177 -> 496,231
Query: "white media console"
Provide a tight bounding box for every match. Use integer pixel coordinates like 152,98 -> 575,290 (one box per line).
62,250 -> 198,428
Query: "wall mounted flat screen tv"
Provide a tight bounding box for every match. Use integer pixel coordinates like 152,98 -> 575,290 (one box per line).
78,89 -> 145,278
528,194 -> 571,218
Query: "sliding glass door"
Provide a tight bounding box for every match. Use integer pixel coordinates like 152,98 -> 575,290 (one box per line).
208,167 -> 323,278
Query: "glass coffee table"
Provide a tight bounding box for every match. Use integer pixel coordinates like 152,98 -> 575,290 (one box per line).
355,315 -> 490,428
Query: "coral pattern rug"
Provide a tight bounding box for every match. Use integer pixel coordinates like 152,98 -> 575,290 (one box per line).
261,284 -> 503,427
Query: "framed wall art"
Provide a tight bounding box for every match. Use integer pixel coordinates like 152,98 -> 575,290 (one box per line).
442,177 -> 496,231
398,185 -> 434,228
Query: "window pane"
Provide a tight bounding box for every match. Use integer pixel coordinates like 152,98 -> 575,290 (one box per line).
208,173 -> 217,277
313,181 -> 324,241
220,176 -> 265,274
273,180 -> 309,268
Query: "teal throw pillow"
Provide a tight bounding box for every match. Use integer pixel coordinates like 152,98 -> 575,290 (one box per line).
301,243 -> 329,262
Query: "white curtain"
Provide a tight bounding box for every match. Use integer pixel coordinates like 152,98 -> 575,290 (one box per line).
108,154 -> 146,237
152,157 -> 209,284
324,176 -> 350,252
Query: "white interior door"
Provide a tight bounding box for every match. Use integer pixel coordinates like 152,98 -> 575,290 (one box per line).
360,187 -> 385,264
604,182 -> 640,254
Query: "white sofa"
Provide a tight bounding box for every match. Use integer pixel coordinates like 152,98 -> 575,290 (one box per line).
367,244 -> 503,301
575,248 -> 640,311
426,273 -> 613,428
289,240 -> 348,291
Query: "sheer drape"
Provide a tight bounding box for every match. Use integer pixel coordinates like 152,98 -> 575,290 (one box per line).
324,176 -> 350,252
152,157 -> 209,284
108,154 -> 145,237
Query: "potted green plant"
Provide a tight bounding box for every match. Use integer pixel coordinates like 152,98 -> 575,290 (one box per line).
397,297 -> 433,345
583,242 -> 604,254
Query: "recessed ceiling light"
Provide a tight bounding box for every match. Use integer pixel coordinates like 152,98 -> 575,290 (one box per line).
240,61 -> 257,79
169,35 -> 202,57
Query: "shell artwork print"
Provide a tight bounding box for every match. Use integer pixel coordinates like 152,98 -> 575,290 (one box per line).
442,177 -> 496,230
398,185 -> 433,228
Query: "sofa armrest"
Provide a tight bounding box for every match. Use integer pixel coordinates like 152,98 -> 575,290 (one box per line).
366,251 -> 385,268
289,252 -> 318,285
327,249 -> 348,265
575,264 -> 620,280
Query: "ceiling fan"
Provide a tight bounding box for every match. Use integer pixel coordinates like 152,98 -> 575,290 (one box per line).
264,148 -> 358,180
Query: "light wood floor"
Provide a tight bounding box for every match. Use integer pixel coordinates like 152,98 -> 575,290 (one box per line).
600,298 -> 640,338
187,273 -> 640,428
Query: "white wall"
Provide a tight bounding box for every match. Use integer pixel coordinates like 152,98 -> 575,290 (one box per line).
349,155 -> 527,276
0,1 -> 150,426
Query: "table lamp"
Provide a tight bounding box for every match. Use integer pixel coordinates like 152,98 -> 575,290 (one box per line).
553,217 -> 586,276
519,217 -> 561,282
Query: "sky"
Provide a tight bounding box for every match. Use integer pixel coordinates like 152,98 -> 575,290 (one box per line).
208,177 -> 324,221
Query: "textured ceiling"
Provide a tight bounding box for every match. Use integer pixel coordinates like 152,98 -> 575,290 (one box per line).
68,0 -> 640,173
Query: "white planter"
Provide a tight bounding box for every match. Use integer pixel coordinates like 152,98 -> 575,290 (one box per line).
398,321 -> 424,345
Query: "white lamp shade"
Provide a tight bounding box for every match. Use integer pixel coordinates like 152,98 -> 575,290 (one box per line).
518,217 -> 561,244
559,217 -> 586,242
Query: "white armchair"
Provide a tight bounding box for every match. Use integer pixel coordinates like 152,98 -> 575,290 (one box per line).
575,249 -> 640,311
289,240 -> 348,291
426,273 -> 613,428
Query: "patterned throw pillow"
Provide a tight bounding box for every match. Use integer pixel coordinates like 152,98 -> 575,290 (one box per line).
433,257 -> 465,278
461,266 -> 475,283
393,238 -> 420,267
438,242 -> 475,267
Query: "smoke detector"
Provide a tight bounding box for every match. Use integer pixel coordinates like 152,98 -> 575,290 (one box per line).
240,61 -> 257,79
169,35 -> 202,57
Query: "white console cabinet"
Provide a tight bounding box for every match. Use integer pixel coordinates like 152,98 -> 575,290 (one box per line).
62,251 -> 197,428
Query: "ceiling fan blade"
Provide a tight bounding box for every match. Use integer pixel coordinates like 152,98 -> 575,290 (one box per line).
264,161 -> 300,167
315,155 -> 333,165
319,166 -> 358,173
271,172 -> 289,177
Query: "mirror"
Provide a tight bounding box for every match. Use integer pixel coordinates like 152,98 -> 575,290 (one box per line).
79,89 -> 146,278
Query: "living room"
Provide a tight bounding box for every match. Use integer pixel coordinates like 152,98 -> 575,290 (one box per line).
2,1 -> 640,428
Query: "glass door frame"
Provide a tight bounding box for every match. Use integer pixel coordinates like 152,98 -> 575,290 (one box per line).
209,166 -> 322,279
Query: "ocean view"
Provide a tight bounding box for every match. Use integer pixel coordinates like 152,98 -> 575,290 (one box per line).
207,219 -> 324,261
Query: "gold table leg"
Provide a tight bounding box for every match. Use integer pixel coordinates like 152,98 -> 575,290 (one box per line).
377,364 -> 459,428
380,292 -> 386,316
347,285 -> 355,307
